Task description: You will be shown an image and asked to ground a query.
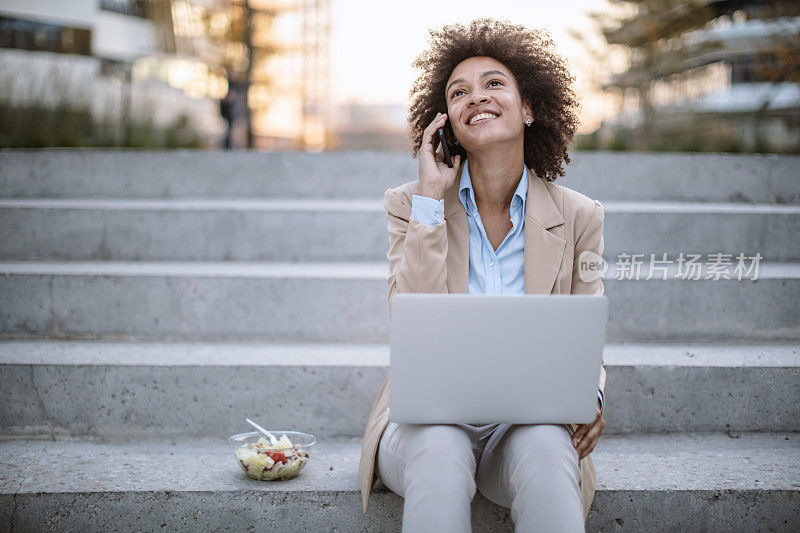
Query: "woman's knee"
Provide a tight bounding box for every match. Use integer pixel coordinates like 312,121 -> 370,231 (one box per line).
403,425 -> 477,486
506,425 -> 577,465
501,425 -> 583,519
406,425 -> 473,456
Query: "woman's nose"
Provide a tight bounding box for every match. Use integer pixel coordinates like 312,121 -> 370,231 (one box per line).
468,93 -> 490,106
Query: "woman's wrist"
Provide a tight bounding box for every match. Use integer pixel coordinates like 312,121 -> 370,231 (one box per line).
416,179 -> 446,200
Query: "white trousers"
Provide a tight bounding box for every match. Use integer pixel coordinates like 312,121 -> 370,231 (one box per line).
376,422 -> 585,533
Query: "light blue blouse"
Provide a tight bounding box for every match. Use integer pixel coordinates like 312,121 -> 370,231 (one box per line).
411,159 -> 527,295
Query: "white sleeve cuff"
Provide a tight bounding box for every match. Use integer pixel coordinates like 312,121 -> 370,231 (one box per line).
411,195 -> 445,226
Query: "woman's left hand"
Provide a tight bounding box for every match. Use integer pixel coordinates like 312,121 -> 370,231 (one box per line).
571,402 -> 605,461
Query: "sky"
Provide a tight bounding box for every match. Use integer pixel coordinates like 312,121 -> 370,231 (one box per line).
329,0 -> 625,132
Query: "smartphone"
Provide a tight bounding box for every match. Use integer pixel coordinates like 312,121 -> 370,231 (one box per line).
435,127 -> 454,168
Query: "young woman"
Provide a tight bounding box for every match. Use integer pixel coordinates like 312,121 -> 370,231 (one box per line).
359,18 -> 607,532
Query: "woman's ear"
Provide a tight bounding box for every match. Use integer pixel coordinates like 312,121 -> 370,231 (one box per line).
523,100 -> 533,120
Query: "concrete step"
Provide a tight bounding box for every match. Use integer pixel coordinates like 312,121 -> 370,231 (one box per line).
0,432 -> 797,532
0,340 -> 797,439
1,150 -> 798,203
0,261 -> 798,343
1,199 -> 798,261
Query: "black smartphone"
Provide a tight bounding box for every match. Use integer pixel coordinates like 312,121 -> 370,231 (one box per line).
435,127 -> 454,168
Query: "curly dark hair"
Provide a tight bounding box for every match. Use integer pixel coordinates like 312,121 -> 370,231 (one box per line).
408,18 -> 581,182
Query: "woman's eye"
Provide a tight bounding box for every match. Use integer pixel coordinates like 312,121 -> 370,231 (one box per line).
451,80 -> 502,99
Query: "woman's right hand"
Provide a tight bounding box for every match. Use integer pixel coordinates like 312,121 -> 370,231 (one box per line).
417,112 -> 461,200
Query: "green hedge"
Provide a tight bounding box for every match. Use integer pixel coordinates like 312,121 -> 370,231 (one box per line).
0,104 -> 202,148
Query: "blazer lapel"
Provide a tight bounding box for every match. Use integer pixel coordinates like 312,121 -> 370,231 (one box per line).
443,162 -> 469,293
524,167 -> 566,294
440,163 -> 566,295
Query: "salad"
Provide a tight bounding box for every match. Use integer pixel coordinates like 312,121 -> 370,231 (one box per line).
235,434 -> 310,481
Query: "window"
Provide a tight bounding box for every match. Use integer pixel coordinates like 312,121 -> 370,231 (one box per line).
0,16 -> 91,56
99,0 -> 149,19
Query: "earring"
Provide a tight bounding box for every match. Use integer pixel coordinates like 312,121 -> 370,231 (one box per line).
454,139 -> 459,145
525,118 -> 532,127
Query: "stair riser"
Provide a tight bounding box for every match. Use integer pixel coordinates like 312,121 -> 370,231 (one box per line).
1,364 -> 797,438
1,275 -> 798,342
2,151 -> 798,203
1,207 -> 797,261
1,490 -> 797,532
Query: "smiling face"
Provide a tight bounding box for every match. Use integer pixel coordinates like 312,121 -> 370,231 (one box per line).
445,56 -> 532,153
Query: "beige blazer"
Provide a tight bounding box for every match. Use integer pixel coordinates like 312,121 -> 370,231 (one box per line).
358,162 -> 607,522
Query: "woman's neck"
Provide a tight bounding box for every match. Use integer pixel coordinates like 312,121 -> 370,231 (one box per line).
465,143 -> 526,215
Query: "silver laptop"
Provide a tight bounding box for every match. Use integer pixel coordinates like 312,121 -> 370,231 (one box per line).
389,294 -> 608,425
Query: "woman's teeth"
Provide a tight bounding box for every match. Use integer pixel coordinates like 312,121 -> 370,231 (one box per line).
468,113 -> 499,125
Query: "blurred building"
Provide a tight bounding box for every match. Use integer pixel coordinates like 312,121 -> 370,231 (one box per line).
0,0 -> 331,149
593,1 -> 800,152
